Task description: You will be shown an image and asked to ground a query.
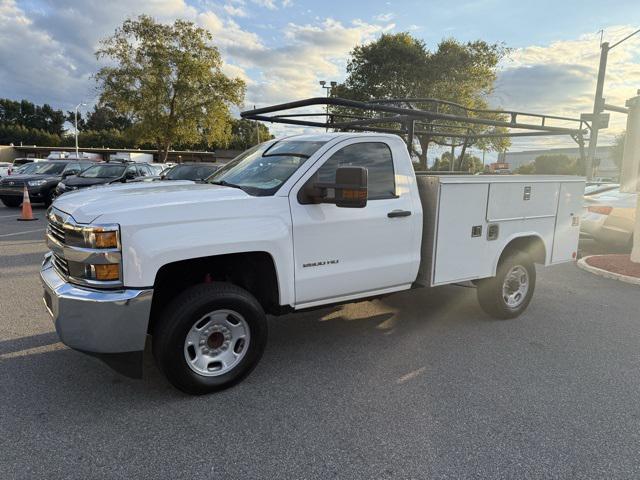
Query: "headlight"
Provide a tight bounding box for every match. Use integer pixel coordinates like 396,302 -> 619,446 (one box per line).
47,213 -> 123,287
58,182 -> 66,189
28,179 -> 48,186
65,225 -> 120,249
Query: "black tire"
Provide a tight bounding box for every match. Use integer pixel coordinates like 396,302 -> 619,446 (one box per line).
476,251 -> 536,319
1,196 -> 22,208
153,282 -> 267,395
43,191 -> 53,207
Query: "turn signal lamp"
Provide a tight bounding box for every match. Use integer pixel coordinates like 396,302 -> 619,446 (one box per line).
94,264 -> 120,281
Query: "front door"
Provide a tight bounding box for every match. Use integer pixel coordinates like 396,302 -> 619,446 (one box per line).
289,139 -> 418,306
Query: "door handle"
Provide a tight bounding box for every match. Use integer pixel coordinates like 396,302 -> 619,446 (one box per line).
387,210 -> 412,218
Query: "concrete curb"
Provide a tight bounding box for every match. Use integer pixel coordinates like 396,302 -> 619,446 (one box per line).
577,256 -> 640,286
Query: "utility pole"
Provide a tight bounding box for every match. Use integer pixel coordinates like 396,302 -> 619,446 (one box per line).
585,42 -> 608,180
319,80 -> 337,132
586,28 -> 640,180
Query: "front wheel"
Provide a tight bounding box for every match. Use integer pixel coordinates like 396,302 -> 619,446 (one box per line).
153,282 -> 267,395
476,251 -> 536,319
1,196 -> 22,207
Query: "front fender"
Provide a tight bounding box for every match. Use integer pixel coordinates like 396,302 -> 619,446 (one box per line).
113,196 -> 295,306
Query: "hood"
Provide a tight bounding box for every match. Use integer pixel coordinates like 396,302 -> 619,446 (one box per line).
62,175 -> 114,187
1,173 -> 60,183
52,181 -> 249,223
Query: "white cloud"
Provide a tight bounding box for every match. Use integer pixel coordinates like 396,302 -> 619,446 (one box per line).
223,4 -> 247,17
251,0 -> 277,10
373,12 -> 394,22
5,0 -> 638,148
494,25 -> 640,148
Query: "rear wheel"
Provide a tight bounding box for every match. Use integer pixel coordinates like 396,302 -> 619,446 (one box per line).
153,282 -> 267,395
1,196 -> 22,208
43,191 -> 53,207
476,251 -> 536,319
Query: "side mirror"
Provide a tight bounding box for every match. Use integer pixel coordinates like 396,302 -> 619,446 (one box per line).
298,166 -> 368,208
62,170 -> 78,178
124,171 -> 136,180
334,166 -> 368,208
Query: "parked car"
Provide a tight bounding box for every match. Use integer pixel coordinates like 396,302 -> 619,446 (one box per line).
0,159 -> 95,207
161,162 -> 220,182
12,157 -> 35,167
13,162 -> 40,175
148,164 -> 165,176
581,188 -> 636,249
56,162 -> 156,195
41,133 -> 584,394
584,182 -> 619,196
0,162 -> 12,177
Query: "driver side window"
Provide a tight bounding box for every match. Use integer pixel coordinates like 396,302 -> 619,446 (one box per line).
316,142 -> 395,200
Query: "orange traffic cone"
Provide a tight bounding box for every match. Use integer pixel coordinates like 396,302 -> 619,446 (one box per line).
17,186 -> 37,221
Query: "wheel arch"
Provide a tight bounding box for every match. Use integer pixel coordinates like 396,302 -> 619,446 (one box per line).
492,233 -> 547,275
148,251 -> 281,334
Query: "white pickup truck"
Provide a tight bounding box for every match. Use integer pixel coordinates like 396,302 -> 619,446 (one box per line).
41,133 -> 584,394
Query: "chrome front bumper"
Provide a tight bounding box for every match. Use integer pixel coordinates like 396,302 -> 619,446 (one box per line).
40,253 -> 153,377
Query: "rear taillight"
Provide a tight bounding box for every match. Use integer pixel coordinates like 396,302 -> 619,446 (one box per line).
587,206 -> 612,215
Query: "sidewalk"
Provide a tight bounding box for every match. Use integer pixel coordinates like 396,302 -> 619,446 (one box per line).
577,254 -> 640,286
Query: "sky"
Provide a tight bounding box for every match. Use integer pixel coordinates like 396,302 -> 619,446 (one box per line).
1,0 -> 640,156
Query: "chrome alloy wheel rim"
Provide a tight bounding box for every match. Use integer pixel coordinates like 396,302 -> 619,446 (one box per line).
502,265 -> 529,308
183,309 -> 251,376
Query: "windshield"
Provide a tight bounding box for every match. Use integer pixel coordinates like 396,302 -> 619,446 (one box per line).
165,164 -> 219,181
79,164 -> 126,179
16,163 -> 39,174
32,162 -> 68,175
207,140 -> 327,195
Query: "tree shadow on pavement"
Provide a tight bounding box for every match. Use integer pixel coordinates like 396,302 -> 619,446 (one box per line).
0,331 -> 60,355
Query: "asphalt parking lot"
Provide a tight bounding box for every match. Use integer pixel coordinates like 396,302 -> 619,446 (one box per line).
1,203 -> 639,479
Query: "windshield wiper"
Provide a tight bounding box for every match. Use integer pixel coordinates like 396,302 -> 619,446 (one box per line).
210,180 -> 246,191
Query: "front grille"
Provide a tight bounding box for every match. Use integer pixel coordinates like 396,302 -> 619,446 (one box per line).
48,216 -> 65,243
1,179 -> 25,188
52,252 -> 69,277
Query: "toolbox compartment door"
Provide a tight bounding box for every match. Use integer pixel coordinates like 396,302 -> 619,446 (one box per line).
432,182 -> 492,285
486,182 -> 559,222
551,182 -> 583,263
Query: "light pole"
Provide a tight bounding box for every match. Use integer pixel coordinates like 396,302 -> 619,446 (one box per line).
319,80 -> 337,132
586,28 -> 640,179
74,102 -> 86,159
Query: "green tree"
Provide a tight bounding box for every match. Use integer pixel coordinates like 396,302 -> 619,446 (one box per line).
228,119 -> 273,150
85,104 -> 133,132
0,124 -> 62,146
0,98 -> 66,135
514,163 -> 536,174
95,15 -> 245,162
432,151 -> 483,172
533,154 -> 577,174
334,33 -> 510,168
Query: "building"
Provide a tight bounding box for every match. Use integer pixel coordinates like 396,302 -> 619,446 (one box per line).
498,146 -> 618,178
0,145 -> 242,164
